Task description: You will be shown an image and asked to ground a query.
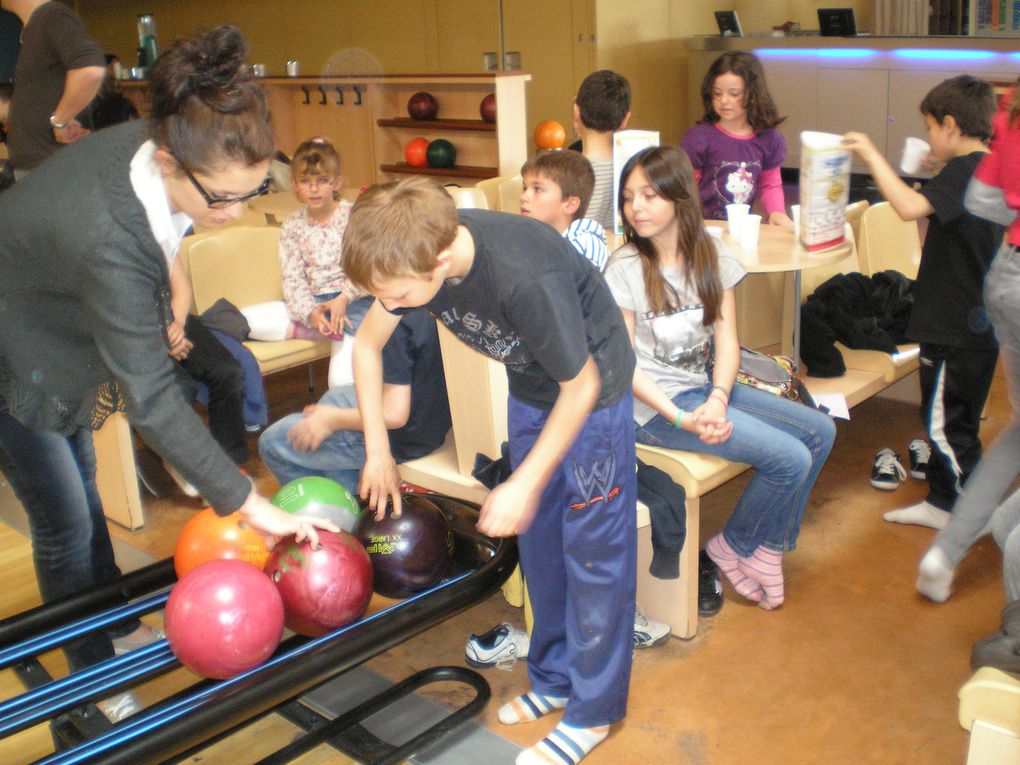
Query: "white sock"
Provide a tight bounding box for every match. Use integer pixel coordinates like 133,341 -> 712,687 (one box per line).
916,546 -> 955,602
883,501 -> 950,530
516,722 -> 609,765
498,691 -> 568,725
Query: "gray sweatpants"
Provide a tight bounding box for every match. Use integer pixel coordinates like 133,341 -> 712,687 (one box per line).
992,490 -> 1020,601
934,241 -> 1020,588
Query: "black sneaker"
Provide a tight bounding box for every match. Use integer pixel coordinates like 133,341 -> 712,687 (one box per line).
698,550 -> 723,616
871,447 -> 906,490
907,438 -> 931,480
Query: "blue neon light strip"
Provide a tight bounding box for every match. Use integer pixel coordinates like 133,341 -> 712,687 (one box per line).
754,48 -> 878,59
754,48 -> 1012,63
893,49 -> 999,60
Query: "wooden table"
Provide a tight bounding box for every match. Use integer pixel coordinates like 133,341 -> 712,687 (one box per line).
706,221 -> 853,368
248,191 -> 302,224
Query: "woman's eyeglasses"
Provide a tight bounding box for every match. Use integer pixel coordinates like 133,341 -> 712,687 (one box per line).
175,158 -> 271,209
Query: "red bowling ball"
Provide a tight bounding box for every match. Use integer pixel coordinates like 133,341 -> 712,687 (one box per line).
264,530 -> 374,637
479,93 -> 496,123
356,494 -> 454,599
407,91 -> 439,121
165,559 -> 284,679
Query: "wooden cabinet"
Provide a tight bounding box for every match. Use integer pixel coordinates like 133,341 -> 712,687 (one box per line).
268,74 -> 529,188
125,73 -> 530,190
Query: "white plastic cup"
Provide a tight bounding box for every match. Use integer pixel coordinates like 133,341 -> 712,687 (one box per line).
252,63 -> 266,77
286,59 -> 300,77
900,137 -> 931,175
790,204 -> 801,231
726,203 -> 750,239
740,214 -> 762,248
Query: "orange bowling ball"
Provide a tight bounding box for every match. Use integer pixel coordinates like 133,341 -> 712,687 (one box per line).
404,137 -> 430,168
174,507 -> 271,579
533,119 -> 567,150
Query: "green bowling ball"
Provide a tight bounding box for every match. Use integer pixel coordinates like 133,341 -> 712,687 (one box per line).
426,139 -> 457,169
271,476 -> 363,533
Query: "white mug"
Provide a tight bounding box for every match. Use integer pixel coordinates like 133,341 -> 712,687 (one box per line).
286,60 -> 300,77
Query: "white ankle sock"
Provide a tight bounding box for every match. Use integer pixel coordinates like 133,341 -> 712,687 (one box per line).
916,546 -> 955,602
498,691 -> 568,725
516,722 -> 609,765
883,501 -> 950,529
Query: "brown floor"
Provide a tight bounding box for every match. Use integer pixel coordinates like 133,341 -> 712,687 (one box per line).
6,361 -> 1013,764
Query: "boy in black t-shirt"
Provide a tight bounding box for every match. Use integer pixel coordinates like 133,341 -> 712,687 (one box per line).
343,177 -> 637,765
843,75 -> 1002,530
258,307 -> 450,493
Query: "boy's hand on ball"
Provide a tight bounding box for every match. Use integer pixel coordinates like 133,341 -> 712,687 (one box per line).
240,491 -> 338,548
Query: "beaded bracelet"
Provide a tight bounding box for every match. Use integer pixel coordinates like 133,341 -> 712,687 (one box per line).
674,409 -> 684,430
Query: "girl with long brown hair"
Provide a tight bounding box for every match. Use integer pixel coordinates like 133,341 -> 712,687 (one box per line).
605,145 -> 835,610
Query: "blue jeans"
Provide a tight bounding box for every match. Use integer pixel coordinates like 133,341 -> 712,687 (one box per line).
635,383 -> 835,556
0,400 -> 120,671
314,293 -> 373,335
258,386 -> 364,493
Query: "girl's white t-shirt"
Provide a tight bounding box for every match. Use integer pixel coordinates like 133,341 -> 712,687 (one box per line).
604,240 -> 745,425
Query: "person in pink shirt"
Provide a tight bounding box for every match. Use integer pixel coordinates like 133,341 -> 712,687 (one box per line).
681,51 -> 792,227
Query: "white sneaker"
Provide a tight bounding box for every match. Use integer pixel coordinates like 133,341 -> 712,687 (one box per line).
163,460 -> 199,498
96,691 -> 142,723
465,622 -> 530,668
112,624 -> 165,656
634,604 -> 670,648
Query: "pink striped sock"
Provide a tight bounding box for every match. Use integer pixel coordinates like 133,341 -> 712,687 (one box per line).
705,534 -> 762,602
737,547 -> 785,610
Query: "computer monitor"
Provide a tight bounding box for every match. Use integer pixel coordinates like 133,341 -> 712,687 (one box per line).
714,11 -> 742,38
818,8 -> 857,36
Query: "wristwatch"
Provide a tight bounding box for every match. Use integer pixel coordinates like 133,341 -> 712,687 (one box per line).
49,114 -> 68,129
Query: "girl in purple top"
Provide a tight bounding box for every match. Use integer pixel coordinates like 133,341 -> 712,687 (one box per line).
681,51 -> 793,227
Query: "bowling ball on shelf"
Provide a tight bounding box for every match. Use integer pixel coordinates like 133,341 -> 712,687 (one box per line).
174,507 -> 271,580
356,494 -> 454,599
404,137 -> 430,168
480,93 -> 496,124
426,139 -> 457,169
270,476 -> 363,533
265,530 -> 373,637
407,91 -> 439,121
165,559 -> 284,679
533,119 -> 567,150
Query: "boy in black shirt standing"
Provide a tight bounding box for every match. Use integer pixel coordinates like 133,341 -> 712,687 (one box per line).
343,177 -> 637,765
843,75 -> 1002,529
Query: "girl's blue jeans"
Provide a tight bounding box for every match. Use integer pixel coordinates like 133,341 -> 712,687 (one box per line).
635,382 -> 835,556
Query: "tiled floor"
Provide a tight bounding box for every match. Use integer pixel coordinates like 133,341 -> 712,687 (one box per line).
0,362 -> 1011,763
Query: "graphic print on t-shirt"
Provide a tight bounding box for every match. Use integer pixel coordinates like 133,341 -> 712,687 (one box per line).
644,305 -> 711,375
436,304 -> 525,365
715,160 -> 761,207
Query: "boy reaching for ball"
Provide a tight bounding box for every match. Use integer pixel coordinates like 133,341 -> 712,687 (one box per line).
343,176 -> 637,765
258,307 -> 450,494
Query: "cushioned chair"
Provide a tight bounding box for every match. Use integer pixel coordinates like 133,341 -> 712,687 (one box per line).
497,175 -> 523,215
444,186 -> 489,210
179,226 -> 330,377
474,175 -> 513,212
857,200 -> 922,279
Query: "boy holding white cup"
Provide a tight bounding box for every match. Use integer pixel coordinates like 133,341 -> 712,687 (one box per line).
841,75 -> 1002,530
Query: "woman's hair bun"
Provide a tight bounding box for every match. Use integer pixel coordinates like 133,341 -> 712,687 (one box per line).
150,24 -> 254,121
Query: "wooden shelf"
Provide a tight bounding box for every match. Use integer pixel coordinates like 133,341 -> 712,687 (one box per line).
376,118 -> 496,132
380,163 -> 498,179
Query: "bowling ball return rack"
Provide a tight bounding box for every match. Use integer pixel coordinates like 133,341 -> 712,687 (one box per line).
0,495 -> 518,764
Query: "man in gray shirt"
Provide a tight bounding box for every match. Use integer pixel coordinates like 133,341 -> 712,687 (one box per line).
2,0 -> 104,174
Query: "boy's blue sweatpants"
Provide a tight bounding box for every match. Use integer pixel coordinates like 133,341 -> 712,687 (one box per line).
507,391 -> 637,728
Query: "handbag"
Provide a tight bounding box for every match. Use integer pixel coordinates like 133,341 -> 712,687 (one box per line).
736,348 -> 816,407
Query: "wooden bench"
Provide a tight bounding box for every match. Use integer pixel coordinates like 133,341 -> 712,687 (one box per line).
789,202 -> 922,407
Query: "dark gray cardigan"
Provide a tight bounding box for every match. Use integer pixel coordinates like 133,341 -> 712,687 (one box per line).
0,121 -> 250,512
